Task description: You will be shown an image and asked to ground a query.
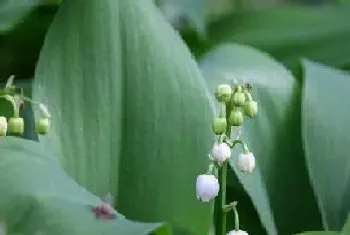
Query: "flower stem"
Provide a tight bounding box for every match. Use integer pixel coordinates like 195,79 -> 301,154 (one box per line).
220,162 -> 227,235
233,201 -> 240,231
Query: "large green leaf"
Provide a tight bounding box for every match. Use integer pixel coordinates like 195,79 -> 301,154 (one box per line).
199,43 -> 322,234
0,6 -> 57,80
157,0 -> 206,34
301,60 -> 350,230
293,232 -> 339,235
33,0 -> 213,234
342,214 -> 350,234
0,137 -> 167,235
191,6 -> 350,72
0,0 -> 58,34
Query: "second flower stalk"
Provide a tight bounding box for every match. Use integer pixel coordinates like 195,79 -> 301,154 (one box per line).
0,76 -> 51,136
196,81 -> 258,235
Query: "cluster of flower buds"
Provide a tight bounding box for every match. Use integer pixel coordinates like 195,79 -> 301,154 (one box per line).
213,83 -> 257,131
0,76 -> 51,137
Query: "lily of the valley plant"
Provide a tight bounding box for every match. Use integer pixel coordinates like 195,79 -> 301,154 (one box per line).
196,79 -> 258,235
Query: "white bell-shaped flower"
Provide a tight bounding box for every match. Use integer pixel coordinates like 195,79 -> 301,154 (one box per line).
0,116 -> 7,136
211,142 -> 231,165
227,229 -> 249,235
196,174 -> 219,202
237,152 -> 256,173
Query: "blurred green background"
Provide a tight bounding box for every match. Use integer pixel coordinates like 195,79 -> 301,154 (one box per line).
1,1 -> 350,235
1,0 -> 350,81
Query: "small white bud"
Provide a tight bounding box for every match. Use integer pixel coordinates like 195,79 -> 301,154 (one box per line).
211,142 -> 231,165
196,174 -> 219,202
227,230 -> 249,235
0,116 -> 7,136
237,152 -> 256,173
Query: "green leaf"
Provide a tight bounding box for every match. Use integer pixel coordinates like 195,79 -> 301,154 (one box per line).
0,137 -> 168,235
342,214 -> 350,234
301,60 -> 350,230
199,43 -> 322,234
0,5 -> 57,80
33,0 -> 213,234
158,0 -> 206,35
0,0 -> 58,34
293,232 -> 339,235
197,6 -> 350,72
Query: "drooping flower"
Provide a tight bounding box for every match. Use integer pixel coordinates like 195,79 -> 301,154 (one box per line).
237,152 -> 256,173
0,116 -> 7,136
196,174 -> 219,202
227,229 -> 249,235
211,142 -> 231,165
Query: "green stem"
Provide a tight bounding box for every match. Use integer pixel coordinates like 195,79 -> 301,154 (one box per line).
221,162 -> 227,235
21,95 -> 40,105
13,107 -> 20,118
219,103 -> 226,118
225,139 -> 249,153
233,202 -> 239,231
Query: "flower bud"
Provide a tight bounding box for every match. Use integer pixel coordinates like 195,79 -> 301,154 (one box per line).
212,118 -> 227,135
228,109 -> 244,126
196,174 -> 219,202
211,142 -> 231,164
36,118 -> 50,135
237,152 -> 256,173
227,230 -> 249,235
215,84 -> 232,102
8,117 -> 24,135
232,92 -> 246,106
244,91 -> 253,102
244,101 -> 258,118
0,116 -> 7,136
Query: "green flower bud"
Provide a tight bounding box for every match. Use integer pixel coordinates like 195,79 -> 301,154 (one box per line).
212,117 -> 227,135
215,84 -> 232,102
36,118 -> 50,135
229,108 -> 244,126
244,101 -> 258,118
0,116 -> 7,136
8,117 -> 24,135
244,91 -> 253,102
232,92 -> 246,106
235,85 -> 243,93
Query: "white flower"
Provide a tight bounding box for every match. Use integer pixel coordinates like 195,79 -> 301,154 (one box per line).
0,116 -> 7,136
196,174 -> 219,202
227,229 -> 248,235
237,152 -> 256,173
211,142 -> 231,164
